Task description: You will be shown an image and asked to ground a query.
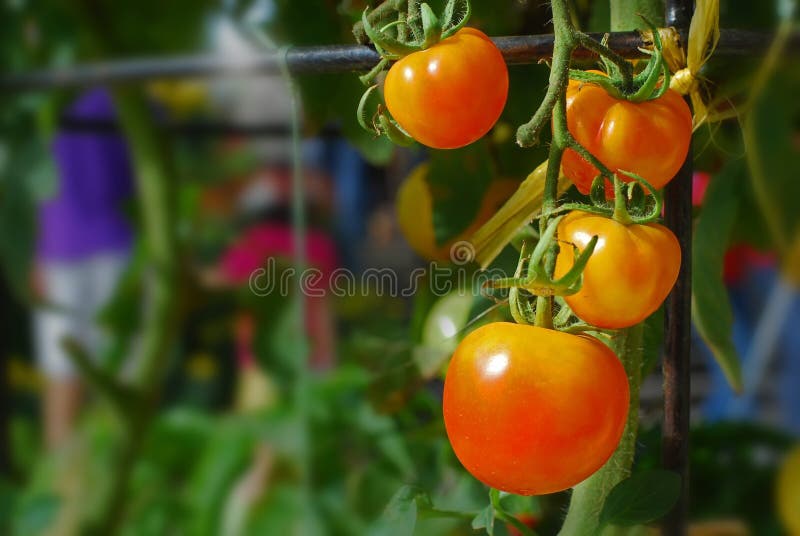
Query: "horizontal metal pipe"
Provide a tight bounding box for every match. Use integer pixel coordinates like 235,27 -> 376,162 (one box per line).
0,29 -> 795,92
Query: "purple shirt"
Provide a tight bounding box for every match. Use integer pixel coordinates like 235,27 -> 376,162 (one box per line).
37,88 -> 134,262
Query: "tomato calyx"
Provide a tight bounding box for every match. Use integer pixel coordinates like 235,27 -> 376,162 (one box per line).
360,0 -> 471,60
484,216 -> 598,326
555,169 -> 664,227
357,84 -> 415,146
569,17 -> 670,103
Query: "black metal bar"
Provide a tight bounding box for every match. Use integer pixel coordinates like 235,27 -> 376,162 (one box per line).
57,117 -> 342,138
0,29 -> 795,92
662,0 -> 693,535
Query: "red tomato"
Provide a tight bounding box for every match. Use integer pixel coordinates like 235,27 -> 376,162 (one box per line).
555,211 -> 681,329
443,322 -> 629,495
561,73 -> 692,194
507,514 -> 540,536
383,28 -> 508,149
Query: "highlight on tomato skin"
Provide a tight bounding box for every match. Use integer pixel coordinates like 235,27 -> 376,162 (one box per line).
561,73 -> 692,194
442,322 -> 630,495
555,210 -> 682,329
383,28 -> 509,150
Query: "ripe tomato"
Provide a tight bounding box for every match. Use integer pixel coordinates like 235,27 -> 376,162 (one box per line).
443,322 -> 629,495
396,163 -> 518,261
777,446 -> 800,535
383,28 -> 508,149
555,211 -> 681,329
561,73 -> 692,194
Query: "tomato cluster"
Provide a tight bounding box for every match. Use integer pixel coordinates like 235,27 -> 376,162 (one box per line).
438,71 -> 687,496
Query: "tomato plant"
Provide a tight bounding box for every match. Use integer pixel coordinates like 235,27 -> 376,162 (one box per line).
383,28 -> 509,149
443,322 -> 629,495
561,73 -> 692,194
396,163 -> 518,261
554,210 -> 681,329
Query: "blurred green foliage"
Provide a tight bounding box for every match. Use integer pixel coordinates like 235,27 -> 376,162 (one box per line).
0,0 -> 798,534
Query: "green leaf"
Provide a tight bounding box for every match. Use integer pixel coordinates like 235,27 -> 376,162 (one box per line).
0,479 -> 16,532
745,66 -> 800,249
371,485 -> 422,536
0,139 -> 42,304
691,161 -> 744,392
471,504 -> 495,535
12,493 -> 60,536
428,141 -> 493,246
598,470 -> 681,527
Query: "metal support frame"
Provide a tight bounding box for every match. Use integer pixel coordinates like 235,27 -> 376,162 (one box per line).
0,29 -> 795,91
662,0 -> 694,534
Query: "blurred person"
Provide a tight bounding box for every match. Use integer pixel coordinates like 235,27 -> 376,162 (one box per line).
198,163 -> 339,371
32,88 -> 135,449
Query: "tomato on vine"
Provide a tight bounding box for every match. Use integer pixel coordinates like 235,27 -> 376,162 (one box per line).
561,72 -> 692,194
383,27 -> 508,149
443,322 -> 629,495
555,210 -> 681,329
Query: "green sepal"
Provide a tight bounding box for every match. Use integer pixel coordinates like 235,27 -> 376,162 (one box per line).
362,7 -> 420,58
616,170 -> 664,225
440,0 -> 472,39
378,114 -> 415,146
420,3 -> 442,48
356,84 -> 382,134
568,69 -> 624,99
590,175 -> 611,206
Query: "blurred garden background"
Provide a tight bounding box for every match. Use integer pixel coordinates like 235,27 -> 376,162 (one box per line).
0,0 -> 799,534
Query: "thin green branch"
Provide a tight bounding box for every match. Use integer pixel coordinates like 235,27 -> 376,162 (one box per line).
573,31 -> 634,90
60,336 -> 139,415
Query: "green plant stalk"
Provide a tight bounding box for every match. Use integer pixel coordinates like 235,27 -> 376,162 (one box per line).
556,0 -> 659,531
529,0 -> 575,329
280,52 -> 314,532
85,87 -> 182,535
558,325 -> 643,536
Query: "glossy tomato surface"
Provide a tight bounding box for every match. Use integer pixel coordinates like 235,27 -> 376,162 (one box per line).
561,74 -> 692,194
395,162 -> 518,261
555,211 -> 681,329
443,322 -> 629,495
384,28 -> 508,149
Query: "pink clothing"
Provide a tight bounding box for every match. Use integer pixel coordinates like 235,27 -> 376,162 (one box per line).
220,224 -> 338,288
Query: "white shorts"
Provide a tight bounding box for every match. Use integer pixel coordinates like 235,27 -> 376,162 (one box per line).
33,251 -> 129,380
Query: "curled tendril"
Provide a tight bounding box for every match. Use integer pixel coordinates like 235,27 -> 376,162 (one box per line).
616,170 -> 664,224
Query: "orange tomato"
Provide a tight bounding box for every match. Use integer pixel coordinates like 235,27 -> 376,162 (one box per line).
384,28 -> 508,149
561,73 -> 692,194
443,322 -> 629,495
555,211 -> 681,329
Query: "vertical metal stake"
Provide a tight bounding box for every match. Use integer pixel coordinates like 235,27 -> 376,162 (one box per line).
663,0 -> 694,534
